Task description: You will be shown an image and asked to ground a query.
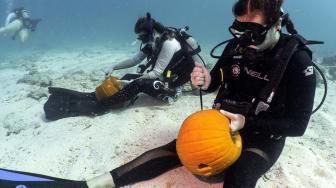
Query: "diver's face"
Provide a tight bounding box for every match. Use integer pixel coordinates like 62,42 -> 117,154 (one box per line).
137,31 -> 150,43
231,11 -> 267,49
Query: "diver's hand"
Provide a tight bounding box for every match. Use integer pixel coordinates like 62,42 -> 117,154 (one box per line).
191,62 -> 211,90
220,110 -> 245,132
103,66 -> 115,77
108,66 -> 115,76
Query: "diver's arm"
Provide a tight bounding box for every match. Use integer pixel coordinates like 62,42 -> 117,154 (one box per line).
5,13 -> 16,26
113,52 -> 147,70
204,41 -> 236,93
246,50 -> 316,137
141,39 -> 180,79
203,60 -> 223,93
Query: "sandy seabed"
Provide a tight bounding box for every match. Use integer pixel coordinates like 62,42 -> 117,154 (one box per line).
0,45 -> 335,188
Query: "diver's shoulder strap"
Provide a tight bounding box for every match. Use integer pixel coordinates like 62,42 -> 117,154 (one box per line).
138,40 -> 165,74
258,35 -> 301,102
293,34 -> 324,46
254,34 -> 322,115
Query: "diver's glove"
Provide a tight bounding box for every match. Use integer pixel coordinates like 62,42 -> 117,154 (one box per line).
103,66 -> 115,77
108,66 -> 115,76
220,110 -> 245,132
191,62 -> 211,90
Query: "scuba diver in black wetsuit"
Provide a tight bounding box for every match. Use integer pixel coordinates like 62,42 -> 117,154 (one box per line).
43,13 -> 203,121
102,13 -> 203,104
85,1 -> 324,188
0,7 -> 41,43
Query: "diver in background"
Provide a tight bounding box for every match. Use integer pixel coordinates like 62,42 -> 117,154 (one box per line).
0,7 -> 41,43
43,13 -> 203,121
86,0 -> 318,187
102,13 -> 202,104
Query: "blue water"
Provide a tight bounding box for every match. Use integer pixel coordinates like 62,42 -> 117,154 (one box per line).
0,0 -> 335,57
0,1 -> 335,186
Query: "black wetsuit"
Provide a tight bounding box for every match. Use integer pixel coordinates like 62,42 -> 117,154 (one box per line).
108,34 -> 316,188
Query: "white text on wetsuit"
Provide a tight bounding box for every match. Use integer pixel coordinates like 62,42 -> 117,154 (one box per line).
244,67 -> 270,81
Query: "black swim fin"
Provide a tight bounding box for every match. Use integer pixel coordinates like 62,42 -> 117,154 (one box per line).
29,18 -> 42,32
0,168 -> 88,188
43,87 -> 106,121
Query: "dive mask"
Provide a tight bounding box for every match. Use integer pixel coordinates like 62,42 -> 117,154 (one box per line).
229,20 -> 268,47
137,32 -> 151,43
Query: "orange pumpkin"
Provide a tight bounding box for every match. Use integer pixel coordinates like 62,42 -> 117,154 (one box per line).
95,76 -> 121,101
176,109 -> 242,176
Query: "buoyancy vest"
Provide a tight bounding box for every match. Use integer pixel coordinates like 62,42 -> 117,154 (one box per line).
212,34 -> 325,116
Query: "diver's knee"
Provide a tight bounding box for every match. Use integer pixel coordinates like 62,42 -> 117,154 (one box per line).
225,150 -> 269,188
3,20 -> 23,34
152,80 -> 165,90
244,148 -> 271,165
132,78 -> 155,89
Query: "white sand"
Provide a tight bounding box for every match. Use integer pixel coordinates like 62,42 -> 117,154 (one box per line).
0,46 -> 335,188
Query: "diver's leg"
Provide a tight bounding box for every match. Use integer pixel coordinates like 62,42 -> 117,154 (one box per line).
224,134 -> 286,188
99,78 -> 146,107
0,20 -> 22,34
18,28 -> 30,43
100,78 -> 178,108
140,79 -> 177,102
45,78 -> 163,119
111,140 -> 181,187
86,140 -> 180,188
100,78 -> 168,107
